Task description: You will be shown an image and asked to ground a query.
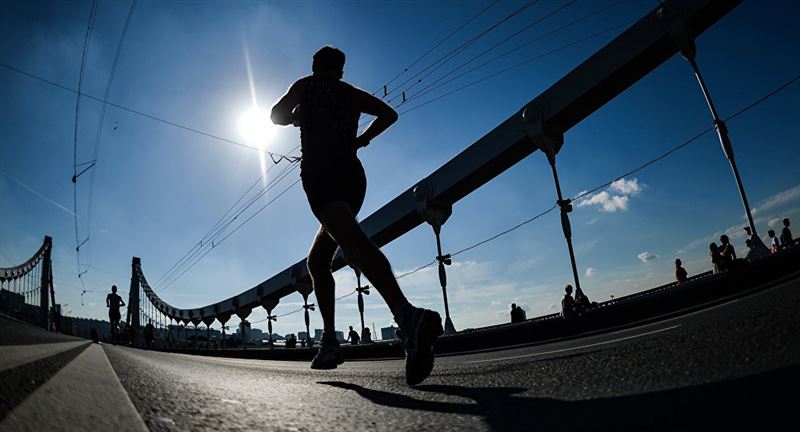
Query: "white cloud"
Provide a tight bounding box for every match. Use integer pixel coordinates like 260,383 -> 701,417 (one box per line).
577,191 -> 629,212
768,217 -> 782,228
638,252 -> 658,263
585,267 -> 596,277
752,184 -> 800,215
576,177 -> 642,213
610,178 -> 641,195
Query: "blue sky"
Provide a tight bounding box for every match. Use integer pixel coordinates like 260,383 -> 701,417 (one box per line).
1,0 -> 798,337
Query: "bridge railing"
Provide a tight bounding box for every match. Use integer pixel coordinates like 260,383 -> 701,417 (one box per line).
0,236 -> 55,329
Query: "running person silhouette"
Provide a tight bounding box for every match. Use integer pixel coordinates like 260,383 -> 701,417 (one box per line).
271,46 -> 443,385
106,285 -> 125,344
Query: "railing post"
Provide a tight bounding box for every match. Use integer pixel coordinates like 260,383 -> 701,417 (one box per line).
351,267 -> 370,338
292,265 -> 315,347
414,181 -> 456,334
261,298 -> 279,348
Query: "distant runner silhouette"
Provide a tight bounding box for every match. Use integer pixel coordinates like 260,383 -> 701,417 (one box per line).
271,46 -> 443,385
106,285 -> 125,345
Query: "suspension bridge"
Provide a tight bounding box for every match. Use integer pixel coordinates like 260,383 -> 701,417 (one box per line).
2,0 -> 800,430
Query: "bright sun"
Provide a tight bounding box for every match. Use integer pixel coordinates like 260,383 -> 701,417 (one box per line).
238,108 -> 275,146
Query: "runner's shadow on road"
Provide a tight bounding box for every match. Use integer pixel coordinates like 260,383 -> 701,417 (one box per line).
320,381 -> 555,430
320,364 -> 800,431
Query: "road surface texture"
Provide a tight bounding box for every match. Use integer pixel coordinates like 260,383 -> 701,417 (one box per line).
3,273 -> 799,431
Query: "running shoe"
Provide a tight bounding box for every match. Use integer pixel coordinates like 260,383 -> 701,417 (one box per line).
310,340 -> 344,370
402,308 -> 443,385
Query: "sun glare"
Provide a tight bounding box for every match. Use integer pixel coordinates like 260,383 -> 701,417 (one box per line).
238,108 -> 275,146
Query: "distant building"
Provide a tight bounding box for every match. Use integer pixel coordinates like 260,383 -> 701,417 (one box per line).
381,325 -> 398,341
238,320 -> 251,343
313,328 -> 344,342
249,328 -> 264,343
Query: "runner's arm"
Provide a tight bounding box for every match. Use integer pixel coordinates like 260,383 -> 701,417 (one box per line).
354,89 -> 398,148
271,79 -> 305,126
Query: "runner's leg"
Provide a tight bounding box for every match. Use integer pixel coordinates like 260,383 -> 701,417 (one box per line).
317,201 -> 410,317
307,225 -> 340,334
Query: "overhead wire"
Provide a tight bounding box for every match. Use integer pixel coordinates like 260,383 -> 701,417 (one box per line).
153,152 -> 298,288
396,18 -> 637,118
84,0 -> 138,274
158,165 -> 302,292
72,0 -> 98,288
155,161 -> 300,288
374,0 -> 501,94
0,62 -> 300,161
388,0 -> 578,106
404,0 -> 628,105
383,0 -> 543,100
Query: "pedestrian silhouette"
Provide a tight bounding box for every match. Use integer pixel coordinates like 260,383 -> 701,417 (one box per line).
272,46 -> 443,385
561,285 -> 576,320
719,235 -> 737,270
768,229 -> 780,253
780,218 -> 793,248
361,326 -> 372,344
509,303 -> 525,323
144,320 -> 155,349
106,285 -> 125,345
675,259 -> 688,284
709,242 -> 723,273
346,325 -> 360,345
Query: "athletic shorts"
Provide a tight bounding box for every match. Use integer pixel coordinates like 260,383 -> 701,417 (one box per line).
109,309 -> 121,323
301,158 -> 367,220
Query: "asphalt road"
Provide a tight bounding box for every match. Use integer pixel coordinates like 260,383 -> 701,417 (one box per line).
99,273 -> 800,431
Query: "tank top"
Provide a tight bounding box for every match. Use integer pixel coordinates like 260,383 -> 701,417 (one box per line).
297,76 -> 360,168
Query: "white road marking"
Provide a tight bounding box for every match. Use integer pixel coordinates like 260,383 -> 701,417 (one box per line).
466,324 -> 681,365
0,343 -> 148,431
